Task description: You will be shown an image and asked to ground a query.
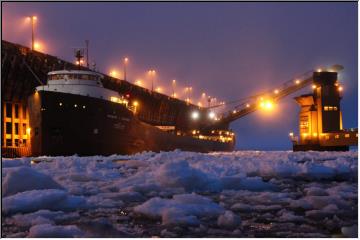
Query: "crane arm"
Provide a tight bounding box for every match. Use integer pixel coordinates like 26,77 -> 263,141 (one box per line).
205,70 -> 316,129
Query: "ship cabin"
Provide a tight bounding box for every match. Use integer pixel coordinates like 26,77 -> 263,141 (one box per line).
36,70 -> 129,107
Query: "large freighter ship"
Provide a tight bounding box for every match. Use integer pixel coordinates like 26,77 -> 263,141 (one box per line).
28,70 -> 235,156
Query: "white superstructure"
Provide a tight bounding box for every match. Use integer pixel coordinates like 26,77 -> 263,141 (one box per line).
36,70 -> 128,105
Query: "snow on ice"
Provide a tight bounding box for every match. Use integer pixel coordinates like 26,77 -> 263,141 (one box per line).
1,150 -> 358,237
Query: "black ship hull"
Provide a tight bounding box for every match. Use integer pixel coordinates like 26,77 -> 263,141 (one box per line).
28,91 -> 234,156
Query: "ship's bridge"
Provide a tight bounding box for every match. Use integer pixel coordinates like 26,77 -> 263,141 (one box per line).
47,70 -> 103,86
36,70 -> 129,107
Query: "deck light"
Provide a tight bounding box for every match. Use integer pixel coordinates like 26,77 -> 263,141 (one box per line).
295,80 -> 300,85
191,111 -> 199,120
260,100 -> 274,110
289,132 -> 294,137
208,111 -> 215,119
338,86 -> 343,91
312,84 -> 317,89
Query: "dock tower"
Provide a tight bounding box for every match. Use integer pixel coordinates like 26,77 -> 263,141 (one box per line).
291,70 -> 357,151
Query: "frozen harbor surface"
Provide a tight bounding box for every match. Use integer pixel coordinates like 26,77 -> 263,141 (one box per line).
2,150 -> 358,237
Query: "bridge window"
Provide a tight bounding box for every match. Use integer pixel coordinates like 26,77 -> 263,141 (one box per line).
6,122 -> 12,134
23,105 -> 27,119
14,123 -> 19,135
23,123 -> 27,135
324,106 -> 338,111
14,104 -> 19,118
6,103 -> 12,117
335,134 -> 339,139
345,134 -> 350,138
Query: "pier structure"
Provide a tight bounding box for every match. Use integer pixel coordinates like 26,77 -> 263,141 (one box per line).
1,40 -> 358,156
290,71 -> 357,151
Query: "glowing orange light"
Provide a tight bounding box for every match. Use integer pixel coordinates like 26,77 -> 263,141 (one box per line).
295,80 -> 300,85
135,80 -> 142,86
124,57 -> 129,63
274,89 -> 279,94
33,42 -> 41,51
260,100 -> 274,110
312,84 -> 317,89
338,86 -> 343,91
110,70 -> 118,77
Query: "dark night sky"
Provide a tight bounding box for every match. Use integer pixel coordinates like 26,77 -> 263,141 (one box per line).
2,2 -> 358,150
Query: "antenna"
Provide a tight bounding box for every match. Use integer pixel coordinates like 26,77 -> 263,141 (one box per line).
85,40 -> 89,68
73,48 -> 85,69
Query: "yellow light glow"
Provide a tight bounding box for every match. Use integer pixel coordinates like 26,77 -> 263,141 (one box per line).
197,102 -> 202,107
233,110 -> 237,114
110,70 -> 118,77
289,132 -> 294,137
110,96 -> 119,102
34,42 -> 42,51
191,111 -> 199,120
295,80 -> 300,85
124,57 -> 129,63
59,102 -> 62,106
246,103 -> 250,108
192,130 -> 196,135
338,86 -> 343,91
208,111 -> 215,119
274,89 -> 279,94
33,16 -> 37,20
260,100 -> 274,110
26,127 -> 31,135
172,79 -> 176,83
317,68 -> 322,72
133,101 -> 139,107
265,101 -> 273,109
313,133 -> 318,137
134,80 -> 142,86
155,87 -> 162,93
148,70 -> 156,75
202,92 -> 206,98
312,84 -> 317,89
